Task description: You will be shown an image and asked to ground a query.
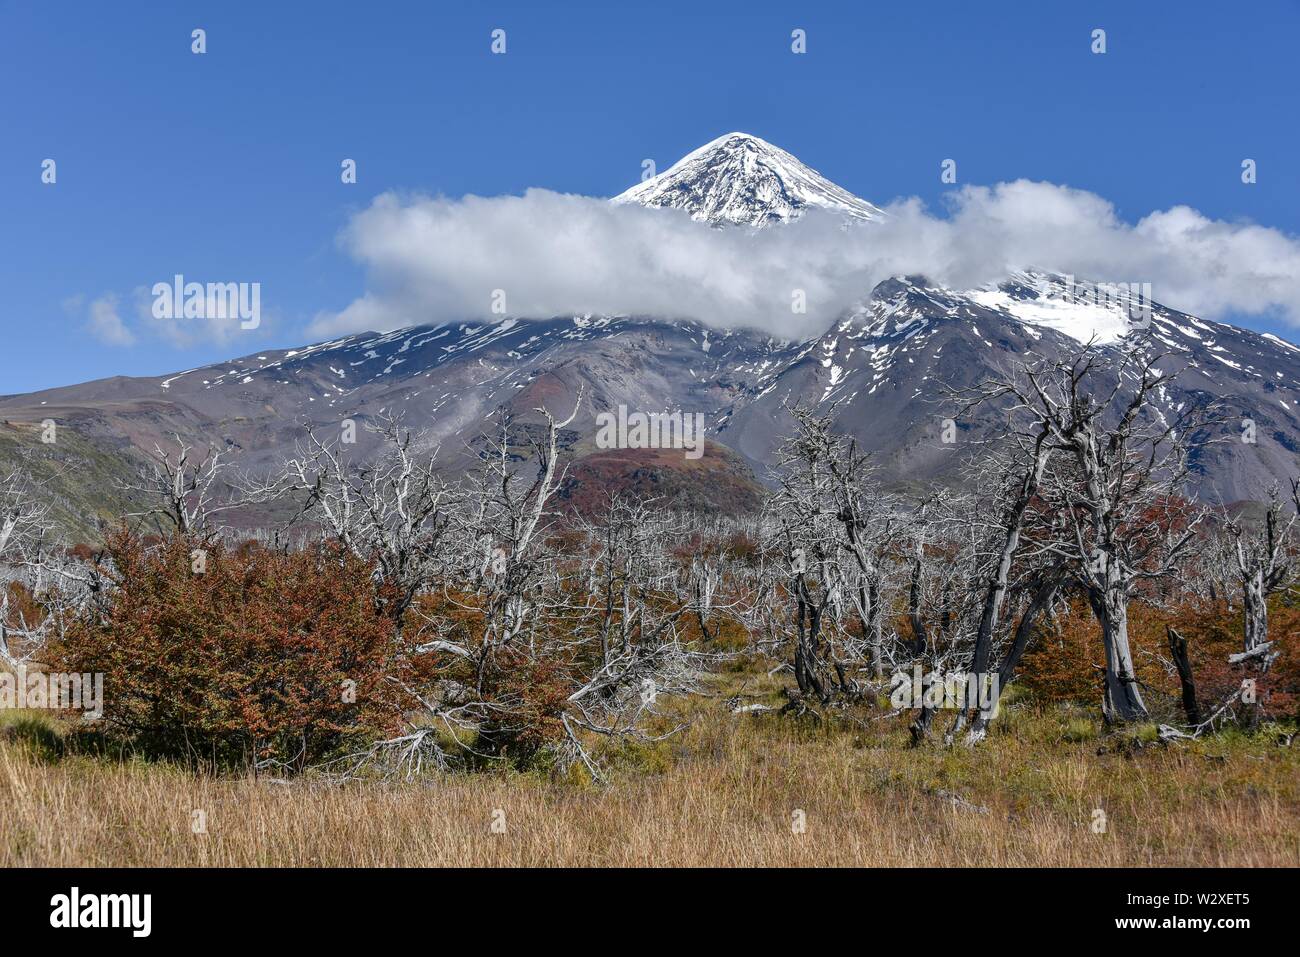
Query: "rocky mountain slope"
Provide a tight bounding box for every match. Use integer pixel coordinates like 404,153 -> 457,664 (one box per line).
3,134 -> 1297,535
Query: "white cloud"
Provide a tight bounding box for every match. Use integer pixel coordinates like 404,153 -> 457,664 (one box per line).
85,294 -> 136,346
310,181 -> 1300,340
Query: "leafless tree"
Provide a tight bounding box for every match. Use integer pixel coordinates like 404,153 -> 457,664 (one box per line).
1001,347 -> 1214,722
932,375 -> 1072,743
765,404 -> 908,711
310,390 -> 711,780
771,407 -> 853,706
121,434 -> 237,539
1220,482 -> 1297,667
562,495 -> 717,772
904,492 -> 979,743
0,468 -> 92,666
255,414 -> 460,634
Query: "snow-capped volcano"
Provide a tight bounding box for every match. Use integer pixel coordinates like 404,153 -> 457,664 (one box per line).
613,132 -> 884,226
4,135 -> 1298,531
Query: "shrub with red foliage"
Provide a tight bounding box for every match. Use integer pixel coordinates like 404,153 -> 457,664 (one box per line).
1018,588 -> 1300,723
51,530 -> 409,772
1017,595 -> 1104,707
1174,595 -> 1300,722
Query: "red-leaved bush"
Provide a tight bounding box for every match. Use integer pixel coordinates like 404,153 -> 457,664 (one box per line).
1019,589 -> 1300,722
51,531 -> 409,772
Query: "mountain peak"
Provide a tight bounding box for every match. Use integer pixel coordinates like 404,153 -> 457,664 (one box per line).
613,132 -> 883,227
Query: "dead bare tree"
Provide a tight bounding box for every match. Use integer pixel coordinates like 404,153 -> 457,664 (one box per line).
563,496 -> 716,770
769,407 -> 859,707
974,345 -> 1216,724
965,561 -> 1069,741
1220,483 -> 1297,667
765,405 -> 910,712
0,468 -> 92,667
0,468 -> 52,665
681,512 -> 762,651
317,389 -> 703,780
933,373 -> 1071,744
316,398 -> 582,776
904,492 -> 981,744
256,414 -> 461,635
1166,625 -> 1201,725
121,434 -> 237,539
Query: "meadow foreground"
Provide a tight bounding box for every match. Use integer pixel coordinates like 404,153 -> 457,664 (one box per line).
4,687 -> 1297,868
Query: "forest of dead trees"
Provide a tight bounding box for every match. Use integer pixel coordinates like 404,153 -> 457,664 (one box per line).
1,343 -> 1298,780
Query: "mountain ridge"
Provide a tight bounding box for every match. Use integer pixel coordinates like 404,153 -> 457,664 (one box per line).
4,134 -> 1298,535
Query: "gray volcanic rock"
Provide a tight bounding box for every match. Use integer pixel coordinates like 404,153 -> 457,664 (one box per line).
714,273 -> 1300,501
5,274 -> 1298,521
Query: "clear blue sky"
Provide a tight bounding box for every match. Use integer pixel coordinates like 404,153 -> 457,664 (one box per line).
2,0 -> 1297,392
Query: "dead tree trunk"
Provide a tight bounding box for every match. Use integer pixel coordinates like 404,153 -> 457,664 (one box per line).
953,439 -> 1051,743
1241,568 -> 1269,656
907,546 -> 937,744
1228,485 -> 1295,660
1166,625 -> 1200,725
909,679 -> 938,746
865,575 -> 884,678
965,565 -> 1066,743
792,575 -> 834,703
849,568 -> 884,678
908,552 -> 929,658
840,515 -> 886,679
1089,577 -> 1148,724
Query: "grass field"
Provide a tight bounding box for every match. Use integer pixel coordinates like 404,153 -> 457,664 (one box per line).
4,675 -> 1298,867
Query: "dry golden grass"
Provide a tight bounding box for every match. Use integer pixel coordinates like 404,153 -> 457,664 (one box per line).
3,692 -> 1299,867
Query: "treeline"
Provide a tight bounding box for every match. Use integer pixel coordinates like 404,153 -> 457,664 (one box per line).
1,345 -> 1298,777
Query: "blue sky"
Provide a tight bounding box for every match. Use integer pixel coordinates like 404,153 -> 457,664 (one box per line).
2,0 -> 1298,392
